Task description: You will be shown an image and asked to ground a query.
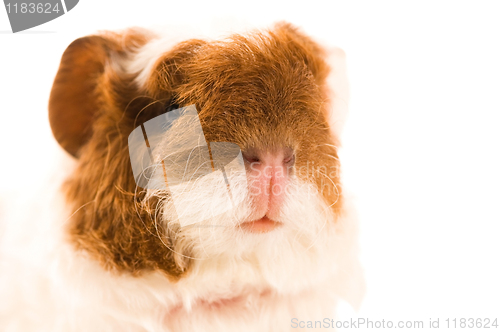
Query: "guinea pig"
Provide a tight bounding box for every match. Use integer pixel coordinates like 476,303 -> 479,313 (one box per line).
0,22 -> 363,331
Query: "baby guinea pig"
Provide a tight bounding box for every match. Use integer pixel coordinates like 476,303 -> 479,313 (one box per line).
8,22 -> 364,331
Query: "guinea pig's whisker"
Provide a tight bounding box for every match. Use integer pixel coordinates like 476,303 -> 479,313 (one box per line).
316,143 -> 340,150
314,169 -> 340,209
323,154 -> 340,161
131,99 -> 164,127
64,200 -> 96,224
298,170 -> 340,251
146,191 -> 200,261
134,185 -> 163,240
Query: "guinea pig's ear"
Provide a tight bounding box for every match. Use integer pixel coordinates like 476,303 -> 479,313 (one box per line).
273,22 -> 350,136
48,29 -> 151,157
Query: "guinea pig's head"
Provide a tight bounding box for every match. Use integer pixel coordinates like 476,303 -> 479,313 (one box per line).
49,23 -> 350,282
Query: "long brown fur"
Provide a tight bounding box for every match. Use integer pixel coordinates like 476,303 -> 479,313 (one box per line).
49,22 -> 343,278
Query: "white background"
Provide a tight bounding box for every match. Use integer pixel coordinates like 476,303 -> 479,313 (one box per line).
1,0 -> 499,330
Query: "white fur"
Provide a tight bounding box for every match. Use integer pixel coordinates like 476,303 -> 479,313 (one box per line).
0,30 -> 363,332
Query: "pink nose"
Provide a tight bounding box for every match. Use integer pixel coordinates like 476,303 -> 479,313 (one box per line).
243,147 -> 295,219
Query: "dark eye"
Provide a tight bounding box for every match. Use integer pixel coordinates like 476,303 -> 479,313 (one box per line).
165,103 -> 180,113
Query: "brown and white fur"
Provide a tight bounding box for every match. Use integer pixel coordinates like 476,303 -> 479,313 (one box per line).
0,23 -> 363,331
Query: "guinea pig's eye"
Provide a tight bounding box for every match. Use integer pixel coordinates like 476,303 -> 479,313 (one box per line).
165,103 -> 180,113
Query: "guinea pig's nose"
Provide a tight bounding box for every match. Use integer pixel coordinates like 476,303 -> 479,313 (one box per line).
243,147 -> 295,220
